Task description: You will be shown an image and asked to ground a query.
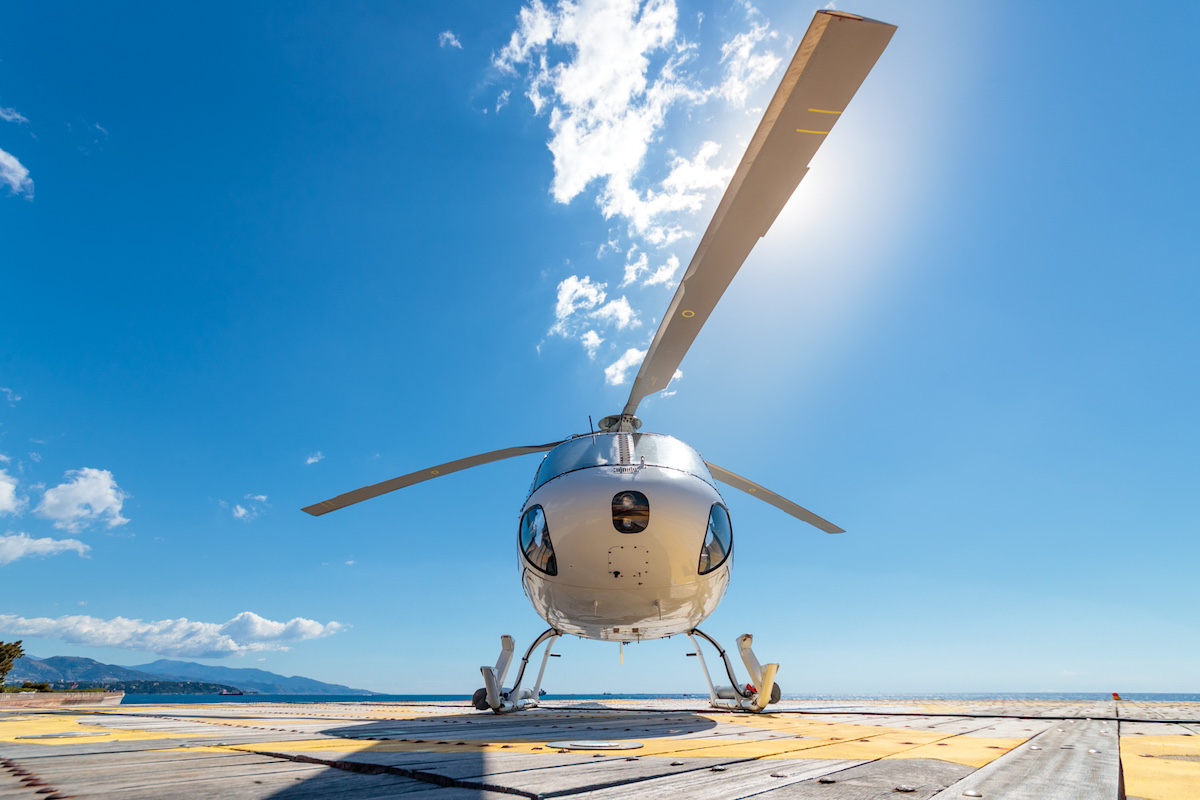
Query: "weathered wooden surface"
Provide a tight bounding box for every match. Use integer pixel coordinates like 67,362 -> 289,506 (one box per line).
0,693 -> 123,709
2,698 -> 1198,799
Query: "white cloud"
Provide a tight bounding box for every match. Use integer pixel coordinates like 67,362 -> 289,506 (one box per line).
0,470 -> 22,516
659,367 -> 683,397
28,452 -> 42,463
0,533 -> 89,566
305,452 -> 325,465
0,388 -> 22,406
497,1 -> 784,370
621,249 -> 680,289
496,0 -> 709,244
643,253 -> 680,286
0,610 -> 343,658
601,138 -> 732,244
581,329 -> 604,358
227,493 -> 268,521
35,468 -> 128,533
496,89 -> 511,113
0,147 -> 33,198
717,12 -> 781,107
344,560 -> 356,566
621,251 -> 649,286
551,274 -> 607,335
605,347 -> 646,386
439,30 -> 463,49
590,296 -> 640,329
0,107 -> 28,124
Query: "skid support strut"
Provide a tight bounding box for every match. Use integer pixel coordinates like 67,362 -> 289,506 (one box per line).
686,629 -> 781,712
476,628 -> 561,713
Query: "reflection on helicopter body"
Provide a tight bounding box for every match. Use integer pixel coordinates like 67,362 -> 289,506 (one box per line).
518,433 -> 733,641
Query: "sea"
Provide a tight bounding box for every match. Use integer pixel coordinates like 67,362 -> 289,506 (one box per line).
119,692 -> 1200,706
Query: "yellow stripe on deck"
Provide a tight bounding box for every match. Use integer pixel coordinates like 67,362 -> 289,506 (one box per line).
0,713 -> 211,745
1121,735 -> 1200,800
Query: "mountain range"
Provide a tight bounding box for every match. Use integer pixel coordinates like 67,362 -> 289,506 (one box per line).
7,656 -> 375,695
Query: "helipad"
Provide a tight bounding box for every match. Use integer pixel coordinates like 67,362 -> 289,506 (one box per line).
1,697 -> 1197,799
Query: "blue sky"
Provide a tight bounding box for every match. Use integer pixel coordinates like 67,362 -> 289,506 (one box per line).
2,0 -> 1197,694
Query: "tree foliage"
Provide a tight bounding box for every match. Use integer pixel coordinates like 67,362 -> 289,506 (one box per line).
0,640 -> 25,684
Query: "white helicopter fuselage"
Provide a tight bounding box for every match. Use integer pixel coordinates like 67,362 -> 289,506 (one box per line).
518,433 -> 732,641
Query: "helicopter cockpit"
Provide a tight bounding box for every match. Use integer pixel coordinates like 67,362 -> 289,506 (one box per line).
531,432 -> 716,494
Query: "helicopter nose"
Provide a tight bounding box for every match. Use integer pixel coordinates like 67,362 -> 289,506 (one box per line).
611,490 -> 649,533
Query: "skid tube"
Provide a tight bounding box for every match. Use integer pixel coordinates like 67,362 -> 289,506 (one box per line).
686,628 -> 780,712
477,628 -> 561,713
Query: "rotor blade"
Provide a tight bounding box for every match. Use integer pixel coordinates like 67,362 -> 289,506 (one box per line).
622,11 -> 896,417
706,461 -> 844,534
302,441 -> 564,517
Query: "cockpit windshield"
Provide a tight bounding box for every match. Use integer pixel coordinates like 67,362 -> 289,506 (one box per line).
533,433 -> 714,491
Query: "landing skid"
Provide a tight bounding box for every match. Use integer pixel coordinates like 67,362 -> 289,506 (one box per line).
471,627 -> 779,714
473,628 -> 561,713
687,629 -> 782,713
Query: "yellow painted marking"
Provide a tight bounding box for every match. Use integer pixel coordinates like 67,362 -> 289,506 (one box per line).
807,108 -> 842,115
0,713 -> 217,745
430,469 -> 440,475
795,129 -> 830,135
681,310 -> 695,318
884,737 -> 1022,769
714,714 -> 1026,768
224,723 -> 1025,768
1121,736 -> 1200,800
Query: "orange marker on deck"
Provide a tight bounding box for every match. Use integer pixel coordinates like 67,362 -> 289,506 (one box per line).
1112,692 -> 1122,700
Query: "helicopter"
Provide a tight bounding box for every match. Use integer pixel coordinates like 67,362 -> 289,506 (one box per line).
304,10 -> 895,714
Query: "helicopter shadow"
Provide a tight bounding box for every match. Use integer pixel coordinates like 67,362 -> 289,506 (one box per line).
261,704 -> 721,798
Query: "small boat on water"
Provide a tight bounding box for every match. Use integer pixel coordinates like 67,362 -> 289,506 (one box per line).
218,688 -> 244,696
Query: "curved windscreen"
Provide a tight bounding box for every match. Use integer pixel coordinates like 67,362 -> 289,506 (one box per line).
698,503 -> 733,575
533,433 -> 714,490
520,505 -> 557,575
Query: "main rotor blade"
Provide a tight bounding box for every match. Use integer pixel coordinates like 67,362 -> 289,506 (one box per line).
302,441 -> 564,517
622,11 -> 896,417
706,461 -> 844,534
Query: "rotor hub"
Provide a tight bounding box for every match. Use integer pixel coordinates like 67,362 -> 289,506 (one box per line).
598,414 -> 642,433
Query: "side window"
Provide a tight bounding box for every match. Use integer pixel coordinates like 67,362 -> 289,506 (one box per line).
698,504 -> 732,575
519,505 -> 557,575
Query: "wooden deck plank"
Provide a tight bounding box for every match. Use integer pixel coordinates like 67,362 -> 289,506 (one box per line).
928,718 -> 1120,799
5,698 -> 1198,798
570,758 -> 865,800
734,758 -> 972,799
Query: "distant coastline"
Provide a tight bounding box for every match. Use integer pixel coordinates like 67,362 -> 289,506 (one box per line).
7,655 -> 376,696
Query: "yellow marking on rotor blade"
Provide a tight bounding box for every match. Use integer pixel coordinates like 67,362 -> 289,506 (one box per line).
795,129 -> 830,135
430,469 -> 440,475
808,108 -> 842,115
681,309 -> 695,318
